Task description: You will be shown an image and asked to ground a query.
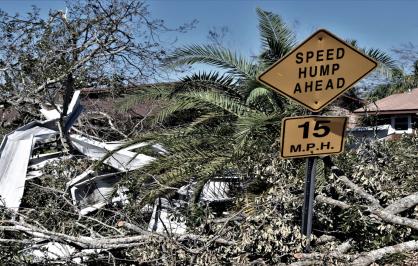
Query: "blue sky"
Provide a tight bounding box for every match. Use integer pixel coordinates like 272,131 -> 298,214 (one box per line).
2,0 -> 417,54
149,1 -> 418,59
2,0 -> 418,79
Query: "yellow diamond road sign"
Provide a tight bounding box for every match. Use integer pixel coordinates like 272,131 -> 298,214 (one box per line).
258,29 -> 377,112
280,116 -> 348,159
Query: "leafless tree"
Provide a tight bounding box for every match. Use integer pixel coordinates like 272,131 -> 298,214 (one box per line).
0,0 -> 193,117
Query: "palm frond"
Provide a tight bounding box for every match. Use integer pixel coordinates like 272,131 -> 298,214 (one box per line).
246,87 -> 274,104
346,39 -> 399,77
181,71 -> 236,87
245,86 -> 280,112
117,86 -> 171,112
365,48 -> 399,76
167,44 -> 257,79
234,112 -> 280,150
177,90 -> 252,117
185,112 -> 222,131
152,98 -> 203,125
133,135 -> 233,207
256,7 -> 295,64
178,71 -> 242,99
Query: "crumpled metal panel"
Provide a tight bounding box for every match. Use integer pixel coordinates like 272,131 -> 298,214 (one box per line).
70,134 -> 156,171
0,136 -> 34,209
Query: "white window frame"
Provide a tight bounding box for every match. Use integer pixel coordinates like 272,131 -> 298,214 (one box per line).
388,115 -> 412,134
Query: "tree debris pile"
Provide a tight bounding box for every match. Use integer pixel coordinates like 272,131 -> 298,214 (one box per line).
0,129 -> 417,265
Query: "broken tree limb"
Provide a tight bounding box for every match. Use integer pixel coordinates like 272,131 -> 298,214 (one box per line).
315,234 -> 336,245
323,156 -> 381,207
369,208 -> 418,230
316,195 -> 350,209
117,221 -> 150,235
352,240 -> 418,266
290,261 -> 322,266
337,175 -> 381,207
291,240 -> 418,266
321,157 -> 418,231
317,194 -> 418,231
0,218 -> 235,251
384,192 -> 418,215
293,240 -> 352,261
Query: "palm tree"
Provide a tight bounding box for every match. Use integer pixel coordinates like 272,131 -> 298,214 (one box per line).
368,59 -> 418,101
119,8 -> 398,211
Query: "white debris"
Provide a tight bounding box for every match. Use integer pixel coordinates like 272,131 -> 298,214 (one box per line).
70,134 -> 156,171
8,125 -> 57,143
68,170 -> 128,215
0,136 -> 34,209
30,241 -> 101,263
26,170 -> 43,180
26,152 -> 73,180
40,107 -> 60,120
0,90 -> 82,210
31,242 -> 76,261
177,178 -> 237,202
200,181 -> 231,202
40,90 -> 81,122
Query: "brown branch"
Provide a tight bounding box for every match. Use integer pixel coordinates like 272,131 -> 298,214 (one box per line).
291,240 -> 418,266
88,111 -> 128,138
317,191 -> 418,230
287,260 -> 322,266
321,157 -> 418,230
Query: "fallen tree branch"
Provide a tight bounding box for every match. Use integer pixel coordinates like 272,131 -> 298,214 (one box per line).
369,208 -> 418,230
316,195 -> 350,209
291,240 -> 418,266
317,195 -> 418,231
323,157 -> 380,207
384,192 -> 418,215
352,240 -> 418,266
315,234 -> 336,245
337,174 -> 380,207
293,240 -> 352,261
0,218 -> 235,251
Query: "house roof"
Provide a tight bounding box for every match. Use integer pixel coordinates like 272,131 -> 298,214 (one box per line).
354,88 -> 418,114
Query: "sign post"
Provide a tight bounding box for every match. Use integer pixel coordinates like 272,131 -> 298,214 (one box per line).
257,29 -> 377,252
280,115 -> 347,251
302,156 -> 316,251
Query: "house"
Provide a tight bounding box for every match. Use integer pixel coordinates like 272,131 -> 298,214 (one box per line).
353,88 -> 418,138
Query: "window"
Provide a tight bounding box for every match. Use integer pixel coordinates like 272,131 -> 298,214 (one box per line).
389,115 -> 412,134
393,117 -> 409,130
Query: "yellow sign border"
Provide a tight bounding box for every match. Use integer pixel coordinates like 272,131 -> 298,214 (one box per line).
257,29 -> 377,112
280,115 -> 348,159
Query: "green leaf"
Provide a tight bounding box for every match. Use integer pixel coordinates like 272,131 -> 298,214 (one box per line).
167,44 -> 257,79
256,7 -> 295,64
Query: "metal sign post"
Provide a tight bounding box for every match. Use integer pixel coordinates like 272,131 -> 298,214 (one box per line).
302,156 -> 317,252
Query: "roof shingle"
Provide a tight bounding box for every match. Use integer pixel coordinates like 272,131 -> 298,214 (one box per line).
354,88 -> 418,114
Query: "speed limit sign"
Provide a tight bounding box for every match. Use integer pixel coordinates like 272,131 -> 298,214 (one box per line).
280,116 -> 347,158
